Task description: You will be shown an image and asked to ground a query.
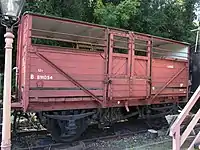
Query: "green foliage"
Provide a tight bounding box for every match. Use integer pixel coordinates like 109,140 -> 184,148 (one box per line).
93,0 -> 198,43
22,0 -> 200,43
94,0 -> 140,28
24,0 -> 96,22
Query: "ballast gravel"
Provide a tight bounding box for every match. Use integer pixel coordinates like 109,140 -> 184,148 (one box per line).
85,128 -> 172,150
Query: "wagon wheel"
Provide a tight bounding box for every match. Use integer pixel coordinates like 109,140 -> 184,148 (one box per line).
48,117 -> 87,142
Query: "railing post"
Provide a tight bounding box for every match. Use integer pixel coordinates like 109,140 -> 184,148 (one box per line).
188,131 -> 200,150
172,127 -> 180,150
181,109 -> 200,145
170,85 -> 200,150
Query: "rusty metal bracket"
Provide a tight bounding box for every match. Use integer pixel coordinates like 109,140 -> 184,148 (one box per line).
149,66 -> 186,103
35,52 -> 103,106
44,112 -> 95,120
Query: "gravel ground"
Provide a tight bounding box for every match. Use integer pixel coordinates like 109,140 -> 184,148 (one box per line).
86,128 -> 172,150
85,129 -> 197,150
12,117 -> 194,150
12,134 -> 53,149
12,127 -> 196,150
12,126 -> 172,150
12,130 -> 173,150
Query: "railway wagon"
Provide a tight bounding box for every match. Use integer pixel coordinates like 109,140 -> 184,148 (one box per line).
11,12 -> 190,142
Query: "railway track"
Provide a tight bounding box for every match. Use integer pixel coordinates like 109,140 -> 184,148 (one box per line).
13,129 -> 48,137
16,129 -> 148,150
12,118 -> 169,150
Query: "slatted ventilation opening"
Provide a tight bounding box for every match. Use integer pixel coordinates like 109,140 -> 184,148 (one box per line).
113,35 -> 129,54
135,39 -> 148,56
31,15 -> 106,52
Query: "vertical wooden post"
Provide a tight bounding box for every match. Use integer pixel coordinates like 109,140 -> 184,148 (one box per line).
147,40 -> 151,98
108,33 -> 113,99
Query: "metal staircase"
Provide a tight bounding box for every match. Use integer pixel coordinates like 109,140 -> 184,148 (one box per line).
170,85 -> 200,150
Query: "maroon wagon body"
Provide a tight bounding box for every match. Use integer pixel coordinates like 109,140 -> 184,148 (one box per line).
12,13 -> 190,111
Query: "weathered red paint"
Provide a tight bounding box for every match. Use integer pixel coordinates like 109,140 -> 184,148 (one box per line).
12,13 -> 190,111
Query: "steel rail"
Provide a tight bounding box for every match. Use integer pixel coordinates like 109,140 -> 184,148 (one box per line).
17,129 -> 148,150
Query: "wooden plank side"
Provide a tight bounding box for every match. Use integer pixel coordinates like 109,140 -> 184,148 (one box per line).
29,47 -> 105,100
151,58 -> 188,95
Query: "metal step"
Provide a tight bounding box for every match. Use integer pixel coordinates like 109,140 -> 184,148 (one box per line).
165,114 -> 200,136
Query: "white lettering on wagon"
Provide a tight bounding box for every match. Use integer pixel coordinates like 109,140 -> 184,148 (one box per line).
28,69 -> 54,80
37,75 -> 53,80
30,74 -> 34,79
38,69 -> 44,72
30,74 -> 53,80
167,65 -> 174,69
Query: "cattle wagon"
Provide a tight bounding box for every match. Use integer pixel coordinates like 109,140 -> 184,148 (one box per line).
11,12 -> 190,141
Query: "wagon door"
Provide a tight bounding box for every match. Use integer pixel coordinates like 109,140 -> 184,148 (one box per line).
108,32 -> 132,99
132,35 -> 151,98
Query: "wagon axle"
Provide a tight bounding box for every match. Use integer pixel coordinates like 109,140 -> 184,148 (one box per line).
38,110 -> 90,142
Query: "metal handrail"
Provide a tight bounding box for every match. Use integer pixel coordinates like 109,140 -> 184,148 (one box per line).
170,85 -> 200,150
